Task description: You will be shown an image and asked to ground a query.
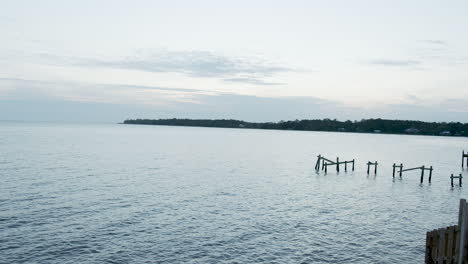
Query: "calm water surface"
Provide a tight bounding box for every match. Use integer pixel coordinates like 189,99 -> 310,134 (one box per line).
1,122 -> 468,263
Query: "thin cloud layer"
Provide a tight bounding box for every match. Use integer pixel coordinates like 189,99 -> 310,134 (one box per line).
223,77 -> 284,86
423,40 -> 447,45
94,50 -> 291,83
369,59 -> 421,67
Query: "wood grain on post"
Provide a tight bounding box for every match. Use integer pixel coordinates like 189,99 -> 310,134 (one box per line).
457,199 -> 468,264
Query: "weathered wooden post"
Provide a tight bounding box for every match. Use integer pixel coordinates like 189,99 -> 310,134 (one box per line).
452,174 -> 455,187
367,162 -> 370,174
457,199 -> 468,264
460,174 -> 463,186
324,163 -> 328,173
336,157 -> 339,172
345,161 -> 348,172
463,151 -> 465,168
393,163 -> 396,178
428,166 -> 433,183
399,163 -> 403,177
374,161 -> 378,174
463,151 -> 468,169
420,165 -> 425,184
322,159 -> 325,171
352,159 -> 355,171
315,155 -> 321,170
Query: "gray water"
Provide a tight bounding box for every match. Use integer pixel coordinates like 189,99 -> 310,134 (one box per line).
1,122 -> 468,263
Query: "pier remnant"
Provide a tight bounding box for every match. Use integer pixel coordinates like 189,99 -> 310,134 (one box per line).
392,163 -> 433,183
451,174 -> 463,187
315,155 -> 355,173
366,161 -> 378,174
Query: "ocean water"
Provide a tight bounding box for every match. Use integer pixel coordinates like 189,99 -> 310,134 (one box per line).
1,122 -> 468,263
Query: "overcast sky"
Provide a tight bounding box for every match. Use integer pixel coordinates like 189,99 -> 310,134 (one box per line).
1,0 -> 468,122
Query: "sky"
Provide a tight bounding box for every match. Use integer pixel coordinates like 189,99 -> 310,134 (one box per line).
1,0 -> 468,123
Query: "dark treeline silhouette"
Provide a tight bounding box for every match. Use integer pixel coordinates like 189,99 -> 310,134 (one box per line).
123,118 -> 468,137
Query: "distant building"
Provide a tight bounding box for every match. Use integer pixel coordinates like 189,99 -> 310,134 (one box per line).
440,131 -> 451,136
405,128 -> 420,134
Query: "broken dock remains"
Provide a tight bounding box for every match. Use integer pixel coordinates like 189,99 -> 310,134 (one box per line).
366,161 -> 378,174
451,174 -> 463,187
392,163 -> 433,183
315,154 -> 355,173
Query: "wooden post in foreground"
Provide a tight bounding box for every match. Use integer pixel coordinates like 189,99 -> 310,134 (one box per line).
458,199 -> 468,264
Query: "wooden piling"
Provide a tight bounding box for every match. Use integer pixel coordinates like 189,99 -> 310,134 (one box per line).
458,199 -> 468,264
345,161 -> 348,172
367,162 -> 370,174
315,155 -> 321,170
336,157 -> 339,172
460,174 -> 463,186
393,163 -> 396,178
429,166 -> 433,183
399,163 -> 403,177
452,174 -> 455,187
463,150 -> 468,169
352,159 -> 355,171
374,161 -> 378,174
420,165 -> 425,184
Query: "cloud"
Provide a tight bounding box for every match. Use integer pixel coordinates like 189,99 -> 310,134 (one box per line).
369,59 -> 421,67
96,50 -> 291,77
422,40 -> 447,45
21,50 -> 292,85
87,50 -> 292,85
0,77 -> 214,106
223,77 -> 284,86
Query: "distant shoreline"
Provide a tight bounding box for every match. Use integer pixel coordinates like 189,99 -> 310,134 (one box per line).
123,118 -> 468,138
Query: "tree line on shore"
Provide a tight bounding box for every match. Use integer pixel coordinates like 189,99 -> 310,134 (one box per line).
123,118 -> 468,137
